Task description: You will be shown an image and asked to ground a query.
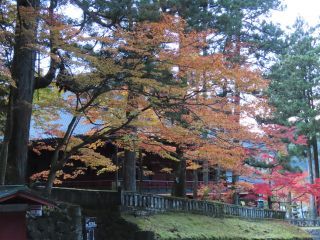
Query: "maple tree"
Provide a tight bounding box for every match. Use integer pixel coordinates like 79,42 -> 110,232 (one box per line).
0,0 -> 295,204
244,124 -> 319,214
20,12 -> 268,196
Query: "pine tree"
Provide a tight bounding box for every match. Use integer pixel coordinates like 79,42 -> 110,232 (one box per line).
268,19 -> 320,217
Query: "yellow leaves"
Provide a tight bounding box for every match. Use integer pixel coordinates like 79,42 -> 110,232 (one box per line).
160,167 -> 173,174
71,148 -> 118,174
186,160 -> 201,170
88,139 -> 105,150
65,137 -> 84,152
143,169 -> 154,177
29,168 -> 86,184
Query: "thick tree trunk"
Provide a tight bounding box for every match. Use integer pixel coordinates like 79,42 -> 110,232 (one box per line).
172,148 -> 186,197
214,166 -> 221,182
193,169 -> 198,199
232,174 -> 239,205
267,196 -> 272,209
123,87 -> 137,192
123,150 -> 136,191
202,160 -> 209,185
5,0 -> 39,184
6,89 -> 34,184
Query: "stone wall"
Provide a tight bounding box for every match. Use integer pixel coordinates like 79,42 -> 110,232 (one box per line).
27,203 -> 83,240
51,187 -> 120,209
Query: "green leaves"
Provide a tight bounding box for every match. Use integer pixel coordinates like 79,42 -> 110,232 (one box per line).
268,19 -> 320,137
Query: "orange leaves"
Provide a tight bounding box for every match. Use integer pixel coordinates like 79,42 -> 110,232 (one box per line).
30,11 -> 272,186
186,144 -> 246,170
88,139 -> 105,150
32,141 -> 55,155
186,160 -> 201,170
30,169 -> 86,184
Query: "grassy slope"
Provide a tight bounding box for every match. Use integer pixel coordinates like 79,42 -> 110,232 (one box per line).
124,212 -> 312,240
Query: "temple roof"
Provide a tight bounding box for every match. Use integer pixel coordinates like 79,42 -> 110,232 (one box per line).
0,185 -> 55,206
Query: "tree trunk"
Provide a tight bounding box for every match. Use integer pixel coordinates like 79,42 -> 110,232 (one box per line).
45,116 -> 79,195
45,146 -> 65,195
172,148 -> 186,197
5,0 -> 39,184
214,166 -> 221,182
138,150 -> 143,193
267,196 -> 272,209
287,191 -> 292,219
232,173 -> 239,205
193,168 -> 198,199
307,145 -> 317,218
123,150 -> 136,191
312,136 -> 319,179
0,90 -> 13,185
114,146 -> 119,189
202,160 -> 209,185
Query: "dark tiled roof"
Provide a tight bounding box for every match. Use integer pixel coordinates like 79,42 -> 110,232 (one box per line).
0,185 -> 55,206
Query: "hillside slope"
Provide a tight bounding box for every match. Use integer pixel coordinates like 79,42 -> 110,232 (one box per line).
124,212 -> 311,240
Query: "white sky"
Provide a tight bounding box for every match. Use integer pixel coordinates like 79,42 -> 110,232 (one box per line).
272,0 -> 320,28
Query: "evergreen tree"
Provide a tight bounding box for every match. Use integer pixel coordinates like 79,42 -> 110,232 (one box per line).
268,19 -> 320,175
268,19 -> 320,217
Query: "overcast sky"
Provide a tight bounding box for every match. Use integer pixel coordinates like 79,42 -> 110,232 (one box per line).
272,0 -> 320,27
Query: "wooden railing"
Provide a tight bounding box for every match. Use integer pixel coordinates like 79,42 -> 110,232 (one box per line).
288,218 -> 320,227
121,192 -> 286,219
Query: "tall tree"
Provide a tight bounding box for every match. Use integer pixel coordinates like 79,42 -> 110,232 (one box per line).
268,19 -> 320,216
0,0 -> 61,184
268,19 -> 320,176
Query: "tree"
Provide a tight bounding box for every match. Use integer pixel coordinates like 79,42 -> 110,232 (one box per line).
24,13 -> 267,196
268,19 -> 320,174
0,0 -> 62,184
267,19 -> 320,216
0,0 -> 286,195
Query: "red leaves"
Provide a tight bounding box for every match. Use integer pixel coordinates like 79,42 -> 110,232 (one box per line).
264,124 -> 307,146
254,183 -> 272,197
253,167 -> 310,201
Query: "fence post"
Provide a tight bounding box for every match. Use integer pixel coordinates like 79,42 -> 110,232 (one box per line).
118,187 -> 123,206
